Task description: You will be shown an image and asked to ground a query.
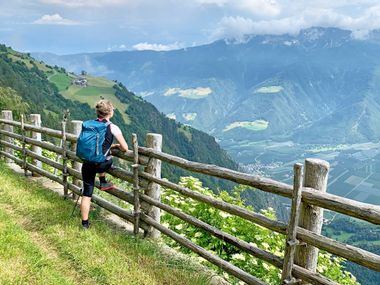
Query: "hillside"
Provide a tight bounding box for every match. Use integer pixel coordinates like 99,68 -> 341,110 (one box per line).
323,215 -> 380,285
0,163 -> 212,285
0,44 -> 237,189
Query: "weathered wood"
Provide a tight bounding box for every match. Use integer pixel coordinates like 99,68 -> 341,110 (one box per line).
282,163 -> 303,284
25,149 -> 64,171
111,148 -> 149,165
132,134 -> 140,236
0,150 -> 23,166
25,137 -> 64,155
66,149 -> 81,163
107,166 -> 134,184
0,129 -> 22,140
296,227 -> 380,272
30,114 -> 42,172
0,118 -> 77,142
140,212 -> 268,285
139,192 -> 283,268
138,146 -> 292,197
295,159 -> 329,277
301,187 -> 380,225
21,115 -> 27,176
66,166 -> 82,181
61,120 -> 69,197
143,133 -> 162,238
25,161 -> 64,185
0,139 -> 23,152
292,265 -> 339,285
140,191 -> 340,285
139,147 -> 380,225
1,111 -> 14,163
139,171 -> 288,235
0,118 -> 21,128
70,120 -> 82,199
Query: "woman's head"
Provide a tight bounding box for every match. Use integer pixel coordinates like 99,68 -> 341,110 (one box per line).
95,99 -> 114,119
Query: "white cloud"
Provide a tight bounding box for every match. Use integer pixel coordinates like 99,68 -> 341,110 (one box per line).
39,0 -> 128,7
237,0 -> 281,17
33,14 -> 80,25
196,0 -> 281,17
133,42 -> 183,51
195,0 -> 228,6
210,5 -> 380,41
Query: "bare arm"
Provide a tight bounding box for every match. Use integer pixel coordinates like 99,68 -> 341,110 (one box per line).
113,133 -> 129,152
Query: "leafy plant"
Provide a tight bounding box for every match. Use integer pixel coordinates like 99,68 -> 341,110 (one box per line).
161,176 -> 359,285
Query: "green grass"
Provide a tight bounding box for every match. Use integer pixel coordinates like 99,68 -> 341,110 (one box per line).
254,86 -> 283,94
49,73 -> 72,92
223,120 -> 269,132
0,163 -> 212,285
60,75 -> 130,124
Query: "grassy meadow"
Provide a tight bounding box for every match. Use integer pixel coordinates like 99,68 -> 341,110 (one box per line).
0,163 -> 212,285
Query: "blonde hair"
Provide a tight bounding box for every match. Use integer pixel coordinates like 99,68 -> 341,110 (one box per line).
95,100 -> 114,118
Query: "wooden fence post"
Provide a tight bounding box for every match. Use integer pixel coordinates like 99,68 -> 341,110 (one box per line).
61,119 -> 68,198
295,158 -> 330,280
30,114 -> 42,175
144,133 -> 162,238
1,110 -> 13,163
281,163 -> 303,284
70,120 -> 82,199
132,133 -> 141,236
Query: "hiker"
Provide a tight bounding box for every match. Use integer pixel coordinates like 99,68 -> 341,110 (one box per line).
79,99 -> 129,229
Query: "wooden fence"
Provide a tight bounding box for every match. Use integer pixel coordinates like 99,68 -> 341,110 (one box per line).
1,110 -> 380,285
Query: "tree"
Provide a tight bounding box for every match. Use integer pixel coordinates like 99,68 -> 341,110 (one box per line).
0,87 -> 29,118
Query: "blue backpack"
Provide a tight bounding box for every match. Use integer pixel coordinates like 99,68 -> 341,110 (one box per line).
76,120 -> 112,163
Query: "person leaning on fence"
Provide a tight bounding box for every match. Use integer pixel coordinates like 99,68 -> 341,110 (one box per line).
79,100 -> 129,229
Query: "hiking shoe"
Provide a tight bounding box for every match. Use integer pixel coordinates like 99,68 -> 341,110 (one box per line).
100,181 -> 114,191
82,222 -> 90,230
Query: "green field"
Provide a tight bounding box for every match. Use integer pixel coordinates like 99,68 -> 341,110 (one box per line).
59,75 -> 131,124
223,120 -> 269,132
49,73 -> 73,92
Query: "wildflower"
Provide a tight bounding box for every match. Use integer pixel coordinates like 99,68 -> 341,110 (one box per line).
175,224 -> 183,230
231,253 -> 245,261
218,211 -> 231,218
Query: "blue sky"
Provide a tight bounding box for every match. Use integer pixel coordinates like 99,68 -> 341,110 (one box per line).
1,0 -> 380,54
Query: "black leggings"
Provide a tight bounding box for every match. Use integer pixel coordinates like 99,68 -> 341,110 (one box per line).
82,159 -> 113,197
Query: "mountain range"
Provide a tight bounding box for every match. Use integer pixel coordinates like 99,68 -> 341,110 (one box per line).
33,27 -> 380,147
0,44 -> 237,189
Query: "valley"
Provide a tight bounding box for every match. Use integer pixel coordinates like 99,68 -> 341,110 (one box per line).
224,139 -> 380,207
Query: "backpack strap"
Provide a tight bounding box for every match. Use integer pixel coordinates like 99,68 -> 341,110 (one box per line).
104,121 -> 113,156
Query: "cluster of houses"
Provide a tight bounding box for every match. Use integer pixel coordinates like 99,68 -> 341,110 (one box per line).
72,77 -> 88,87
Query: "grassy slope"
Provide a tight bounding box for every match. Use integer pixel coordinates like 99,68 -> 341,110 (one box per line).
60,75 -> 131,124
0,163 -> 211,285
3,50 -> 131,125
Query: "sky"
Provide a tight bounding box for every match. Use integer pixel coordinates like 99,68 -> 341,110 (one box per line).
1,0 -> 380,54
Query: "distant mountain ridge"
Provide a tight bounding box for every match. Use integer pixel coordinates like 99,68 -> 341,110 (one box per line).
33,27 -> 380,146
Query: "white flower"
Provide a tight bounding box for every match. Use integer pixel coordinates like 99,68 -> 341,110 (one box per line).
194,232 -> 203,238
175,224 -> 183,230
162,222 -> 170,228
231,253 -> 245,261
218,211 -> 232,218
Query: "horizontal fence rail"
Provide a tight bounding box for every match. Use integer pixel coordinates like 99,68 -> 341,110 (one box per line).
1,111 -> 380,285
